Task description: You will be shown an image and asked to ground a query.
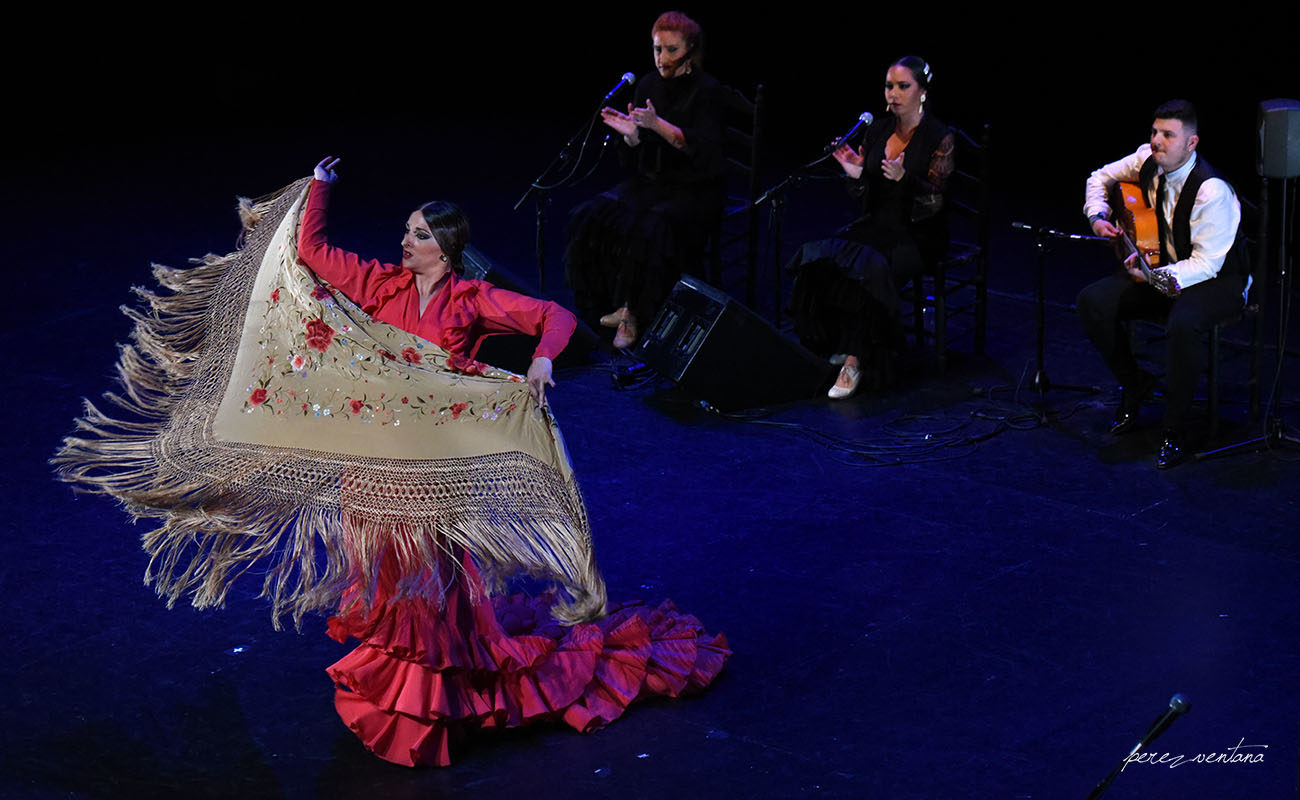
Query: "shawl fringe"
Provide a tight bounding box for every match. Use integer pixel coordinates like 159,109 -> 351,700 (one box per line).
54,179 -> 606,629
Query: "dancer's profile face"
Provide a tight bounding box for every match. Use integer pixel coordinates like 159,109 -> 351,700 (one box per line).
401,210 -> 448,275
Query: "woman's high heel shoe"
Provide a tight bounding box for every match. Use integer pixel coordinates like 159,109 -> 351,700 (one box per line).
600,307 -> 631,328
827,363 -> 861,399
612,314 -> 638,349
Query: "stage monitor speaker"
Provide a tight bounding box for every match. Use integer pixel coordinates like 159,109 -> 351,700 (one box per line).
1258,99 -> 1300,178
638,275 -> 833,410
462,244 -> 525,288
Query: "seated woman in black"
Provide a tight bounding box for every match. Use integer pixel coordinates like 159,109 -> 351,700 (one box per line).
565,10 -> 726,349
787,55 -> 954,398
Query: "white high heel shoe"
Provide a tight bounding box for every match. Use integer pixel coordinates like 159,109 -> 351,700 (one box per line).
827,363 -> 861,399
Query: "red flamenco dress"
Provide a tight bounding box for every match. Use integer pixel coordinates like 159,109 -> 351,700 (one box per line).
325,547 -> 731,767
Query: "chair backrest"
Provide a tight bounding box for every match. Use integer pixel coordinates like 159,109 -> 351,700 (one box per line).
717,83 -> 764,207
706,84 -> 765,305
944,124 -> 991,258
917,123 -> 991,367
1238,193 -> 1262,310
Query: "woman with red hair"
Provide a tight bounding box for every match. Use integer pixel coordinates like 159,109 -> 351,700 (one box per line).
565,11 -> 726,349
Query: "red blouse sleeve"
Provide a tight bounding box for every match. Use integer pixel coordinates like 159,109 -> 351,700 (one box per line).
468,283 -> 577,362
297,180 -> 408,314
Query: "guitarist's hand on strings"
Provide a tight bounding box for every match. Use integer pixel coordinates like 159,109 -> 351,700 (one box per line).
1123,252 -> 1148,283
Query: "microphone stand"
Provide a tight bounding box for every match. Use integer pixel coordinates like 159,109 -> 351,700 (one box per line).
754,149 -> 846,324
515,89 -> 624,290
1197,174 -> 1300,460
1009,222 -> 1101,415
1085,694 -> 1190,799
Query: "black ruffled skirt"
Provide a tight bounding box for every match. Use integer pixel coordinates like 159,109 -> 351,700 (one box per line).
785,229 -> 926,387
565,177 -> 722,326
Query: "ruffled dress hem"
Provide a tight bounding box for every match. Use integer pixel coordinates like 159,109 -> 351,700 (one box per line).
326,554 -> 729,767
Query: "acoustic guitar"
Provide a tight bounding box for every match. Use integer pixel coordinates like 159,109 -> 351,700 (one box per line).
1107,181 -> 1181,297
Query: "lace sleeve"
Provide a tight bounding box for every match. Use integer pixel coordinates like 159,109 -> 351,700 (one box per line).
911,131 -> 955,220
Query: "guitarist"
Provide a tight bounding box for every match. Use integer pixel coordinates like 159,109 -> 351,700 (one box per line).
1077,100 -> 1250,469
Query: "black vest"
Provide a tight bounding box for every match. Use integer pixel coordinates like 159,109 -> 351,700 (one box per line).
1138,154 -> 1250,277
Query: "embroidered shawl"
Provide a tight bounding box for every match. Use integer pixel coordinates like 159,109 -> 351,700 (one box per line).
55,178 -> 607,628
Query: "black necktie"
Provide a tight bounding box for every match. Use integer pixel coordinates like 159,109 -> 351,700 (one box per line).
1156,174 -> 1174,266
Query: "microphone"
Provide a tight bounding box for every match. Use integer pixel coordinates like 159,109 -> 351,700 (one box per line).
826,112 -> 874,152
1127,693 -> 1190,758
602,72 -> 637,103
1085,693 -> 1191,799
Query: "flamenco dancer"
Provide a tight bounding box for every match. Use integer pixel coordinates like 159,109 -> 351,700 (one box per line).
56,157 -> 729,767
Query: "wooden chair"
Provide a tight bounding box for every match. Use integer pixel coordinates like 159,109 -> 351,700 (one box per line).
1129,277 -> 1258,440
1206,284 -> 1261,438
703,83 -> 764,308
900,123 -> 990,372
1130,189 -> 1262,438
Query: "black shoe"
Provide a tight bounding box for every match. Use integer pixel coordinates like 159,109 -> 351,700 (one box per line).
1110,371 -> 1156,435
1156,430 -> 1187,470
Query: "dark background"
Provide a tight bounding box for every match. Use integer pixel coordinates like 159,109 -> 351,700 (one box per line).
12,10 -> 1294,316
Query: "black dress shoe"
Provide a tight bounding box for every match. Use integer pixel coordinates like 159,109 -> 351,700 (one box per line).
1156,430 -> 1187,470
1110,371 -> 1156,435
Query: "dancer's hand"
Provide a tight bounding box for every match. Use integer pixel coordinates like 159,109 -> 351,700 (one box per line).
526,357 -> 555,409
314,157 -> 341,183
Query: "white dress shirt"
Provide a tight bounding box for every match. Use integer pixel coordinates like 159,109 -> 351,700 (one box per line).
1083,144 -> 1241,289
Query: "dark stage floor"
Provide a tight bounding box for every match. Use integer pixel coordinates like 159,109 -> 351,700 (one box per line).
4,115 -> 1299,800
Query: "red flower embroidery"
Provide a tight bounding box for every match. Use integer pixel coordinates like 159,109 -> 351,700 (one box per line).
301,403 -> 308,411
378,349 -> 398,361
349,399 -> 364,415
311,285 -> 333,301
401,396 -> 409,404
450,402 -> 468,419
447,353 -> 487,375
270,288 -> 280,304
401,347 -> 422,364
249,388 -> 268,406
305,318 -> 335,352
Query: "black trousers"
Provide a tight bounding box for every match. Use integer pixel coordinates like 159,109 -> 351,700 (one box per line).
1076,270 -> 1246,430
